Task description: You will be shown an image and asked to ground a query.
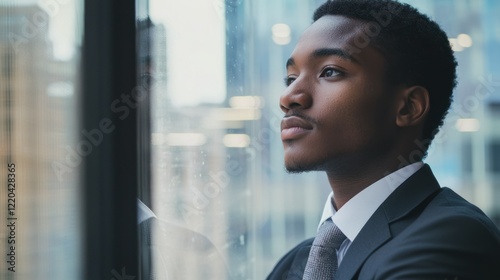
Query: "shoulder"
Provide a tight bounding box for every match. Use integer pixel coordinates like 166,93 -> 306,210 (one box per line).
424,187 -> 500,239
387,186 -> 500,245
366,187 -> 500,279
266,238 -> 314,280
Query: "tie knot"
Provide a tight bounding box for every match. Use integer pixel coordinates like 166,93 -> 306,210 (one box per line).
313,219 -> 346,250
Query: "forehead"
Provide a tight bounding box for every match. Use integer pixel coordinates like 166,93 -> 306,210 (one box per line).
290,15 -> 384,67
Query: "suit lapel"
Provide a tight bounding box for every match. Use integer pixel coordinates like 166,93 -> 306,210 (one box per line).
335,208 -> 391,279
335,164 -> 441,279
286,245 -> 312,280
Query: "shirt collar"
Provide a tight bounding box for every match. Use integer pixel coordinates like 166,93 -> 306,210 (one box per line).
318,162 -> 424,241
138,199 -> 156,224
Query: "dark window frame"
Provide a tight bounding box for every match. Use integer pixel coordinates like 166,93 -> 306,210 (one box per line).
82,0 -> 139,278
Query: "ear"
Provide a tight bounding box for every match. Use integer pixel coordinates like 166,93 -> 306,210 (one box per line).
395,86 -> 430,127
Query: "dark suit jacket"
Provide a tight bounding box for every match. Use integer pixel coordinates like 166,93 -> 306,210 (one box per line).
267,164 -> 500,279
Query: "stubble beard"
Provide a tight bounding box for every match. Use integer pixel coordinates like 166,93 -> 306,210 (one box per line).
284,157 -> 332,174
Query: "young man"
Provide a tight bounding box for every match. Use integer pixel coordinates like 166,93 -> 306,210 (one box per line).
267,0 -> 500,279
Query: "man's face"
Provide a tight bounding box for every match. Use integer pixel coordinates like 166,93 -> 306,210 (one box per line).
280,15 -> 400,173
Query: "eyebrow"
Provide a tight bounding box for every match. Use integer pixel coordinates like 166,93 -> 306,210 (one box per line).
286,47 -> 358,68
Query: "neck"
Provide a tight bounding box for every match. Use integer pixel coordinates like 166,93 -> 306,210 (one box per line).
326,154 -> 410,209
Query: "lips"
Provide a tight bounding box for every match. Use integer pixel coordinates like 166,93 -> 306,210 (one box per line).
281,116 -> 313,141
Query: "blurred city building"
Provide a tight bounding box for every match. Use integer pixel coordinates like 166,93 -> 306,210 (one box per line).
0,3 -> 81,280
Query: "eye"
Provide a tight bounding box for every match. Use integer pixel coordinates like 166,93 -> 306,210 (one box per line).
283,76 -> 296,87
320,67 -> 342,78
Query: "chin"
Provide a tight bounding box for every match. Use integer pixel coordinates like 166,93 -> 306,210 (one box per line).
284,159 -> 321,174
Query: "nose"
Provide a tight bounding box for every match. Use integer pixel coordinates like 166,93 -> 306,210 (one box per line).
279,78 -> 312,113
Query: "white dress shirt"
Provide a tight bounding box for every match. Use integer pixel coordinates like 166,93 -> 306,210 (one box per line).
138,199 -> 156,224
317,162 -> 424,265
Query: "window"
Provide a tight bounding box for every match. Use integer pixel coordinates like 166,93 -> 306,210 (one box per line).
0,1 -> 83,278
1,0 -> 499,279
139,0 -> 500,279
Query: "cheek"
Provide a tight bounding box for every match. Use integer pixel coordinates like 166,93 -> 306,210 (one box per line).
314,80 -> 394,138
348,98 -> 396,150
320,95 -> 391,146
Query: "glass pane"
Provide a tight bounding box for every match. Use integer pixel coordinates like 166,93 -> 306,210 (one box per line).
0,0 -> 83,279
139,0 -> 500,279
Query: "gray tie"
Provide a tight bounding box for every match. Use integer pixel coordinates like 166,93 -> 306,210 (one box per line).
303,219 -> 346,280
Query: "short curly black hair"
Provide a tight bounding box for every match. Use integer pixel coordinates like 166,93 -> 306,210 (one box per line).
313,0 -> 457,153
